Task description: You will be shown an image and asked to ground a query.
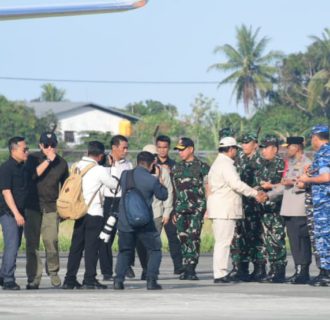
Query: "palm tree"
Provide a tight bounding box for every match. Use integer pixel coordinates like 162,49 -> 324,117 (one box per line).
209,25 -> 283,114
40,83 -> 66,102
307,28 -> 330,118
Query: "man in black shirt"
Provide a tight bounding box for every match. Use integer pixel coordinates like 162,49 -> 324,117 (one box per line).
24,132 -> 68,289
156,135 -> 183,274
0,136 -> 29,290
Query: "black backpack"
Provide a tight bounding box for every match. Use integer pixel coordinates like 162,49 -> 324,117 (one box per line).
123,169 -> 152,228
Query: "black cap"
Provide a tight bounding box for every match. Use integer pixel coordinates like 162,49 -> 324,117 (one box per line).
282,136 -> 304,147
39,132 -> 58,147
174,137 -> 194,150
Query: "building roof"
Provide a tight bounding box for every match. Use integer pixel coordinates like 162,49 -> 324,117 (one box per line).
25,101 -> 139,122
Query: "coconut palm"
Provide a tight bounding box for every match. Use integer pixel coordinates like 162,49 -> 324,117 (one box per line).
307,28 -> 330,117
40,83 -> 66,102
209,24 -> 283,114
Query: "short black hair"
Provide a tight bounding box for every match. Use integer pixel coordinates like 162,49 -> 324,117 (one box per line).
111,135 -> 128,147
315,132 -> 329,141
8,136 -> 25,152
137,151 -> 155,167
156,135 -> 171,145
218,146 -> 238,153
88,141 -> 105,156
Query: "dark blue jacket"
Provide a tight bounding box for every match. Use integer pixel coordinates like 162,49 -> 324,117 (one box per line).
117,166 -> 168,232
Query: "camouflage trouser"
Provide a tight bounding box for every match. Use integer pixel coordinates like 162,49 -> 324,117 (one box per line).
314,201 -> 330,270
176,211 -> 204,266
305,189 -> 321,267
260,212 -> 287,267
231,208 -> 266,265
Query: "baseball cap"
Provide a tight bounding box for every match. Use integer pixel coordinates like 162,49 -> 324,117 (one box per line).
143,144 -> 157,155
311,125 -> 329,135
174,137 -> 194,151
39,132 -> 58,147
259,135 -> 280,148
219,137 -> 241,148
282,136 -> 304,147
240,133 -> 258,144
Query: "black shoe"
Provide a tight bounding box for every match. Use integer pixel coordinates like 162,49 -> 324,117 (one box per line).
62,280 -> 82,290
266,264 -> 286,284
102,274 -> 113,281
291,265 -> 310,285
3,282 -> 20,290
286,265 -> 299,283
179,272 -> 188,280
250,263 -> 267,282
174,266 -> 185,275
214,275 -> 232,283
147,279 -> 162,290
82,279 -> 107,289
125,266 -> 135,279
113,279 -> 124,290
0,277 -> 3,287
141,270 -> 147,281
184,264 -> 199,280
309,269 -> 330,287
26,283 -> 39,290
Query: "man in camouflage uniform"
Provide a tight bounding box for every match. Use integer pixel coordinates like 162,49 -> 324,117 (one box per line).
230,133 -> 266,281
299,125 -> 330,286
256,135 -> 287,283
172,137 -> 209,280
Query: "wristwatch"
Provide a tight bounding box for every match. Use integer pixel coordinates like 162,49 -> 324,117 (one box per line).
46,158 -> 52,163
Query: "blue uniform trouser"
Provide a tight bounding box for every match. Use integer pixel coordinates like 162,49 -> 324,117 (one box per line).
0,213 -> 23,283
314,202 -> 330,270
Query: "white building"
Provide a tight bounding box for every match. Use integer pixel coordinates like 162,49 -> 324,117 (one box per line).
26,102 -> 139,145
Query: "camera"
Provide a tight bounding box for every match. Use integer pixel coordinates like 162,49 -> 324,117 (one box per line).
99,215 -> 117,243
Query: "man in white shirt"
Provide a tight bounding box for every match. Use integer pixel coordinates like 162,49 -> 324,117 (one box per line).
99,135 -> 133,281
62,141 -> 118,289
207,137 -> 266,283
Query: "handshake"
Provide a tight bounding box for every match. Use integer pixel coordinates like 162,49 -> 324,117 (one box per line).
255,191 -> 268,203
99,215 -> 117,243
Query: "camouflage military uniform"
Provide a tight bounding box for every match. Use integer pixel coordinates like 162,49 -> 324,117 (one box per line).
256,153 -> 286,268
310,142 -> 330,270
172,158 -> 209,267
231,147 -> 266,265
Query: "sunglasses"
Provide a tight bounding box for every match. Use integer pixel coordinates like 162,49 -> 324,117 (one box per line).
43,143 -> 57,148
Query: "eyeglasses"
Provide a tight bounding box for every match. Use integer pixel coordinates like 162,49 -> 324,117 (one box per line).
23,147 -> 29,153
43,143 -> 57,148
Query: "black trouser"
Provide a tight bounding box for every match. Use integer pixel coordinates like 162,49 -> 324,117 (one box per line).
99,197 -> 120,276
164,216 -> 183,270
284,216 -> 312,266
115,229 -> 162,282
65,214 -> 103,284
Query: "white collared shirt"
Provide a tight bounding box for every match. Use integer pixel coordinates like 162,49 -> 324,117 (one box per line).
104,157 -> 133,198
76,156 -> 118,217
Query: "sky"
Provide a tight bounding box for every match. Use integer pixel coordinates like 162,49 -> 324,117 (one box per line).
0,0 -> 329,116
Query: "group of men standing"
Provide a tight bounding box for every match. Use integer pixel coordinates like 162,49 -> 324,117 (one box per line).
0,124 -> 329,290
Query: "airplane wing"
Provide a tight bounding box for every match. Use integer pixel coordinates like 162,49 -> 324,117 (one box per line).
0,1 -> 148,21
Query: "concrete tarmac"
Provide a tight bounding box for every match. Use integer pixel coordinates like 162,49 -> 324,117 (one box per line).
0,254 -> 329,320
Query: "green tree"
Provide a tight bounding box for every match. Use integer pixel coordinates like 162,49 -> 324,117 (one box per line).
307,28 -> 330,118
39,83 -> 66,102
125,100 -> 178,117
209,24 -> 283,113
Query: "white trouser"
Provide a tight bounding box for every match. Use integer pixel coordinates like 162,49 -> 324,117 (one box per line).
212,219 -> 236,279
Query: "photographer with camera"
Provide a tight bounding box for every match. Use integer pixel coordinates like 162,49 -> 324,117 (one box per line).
99,135 -> 133,281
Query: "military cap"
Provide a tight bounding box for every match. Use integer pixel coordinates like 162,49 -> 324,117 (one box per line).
219,127 -> 235,139
259,135 -> 280,148
174,137 -> 194,150
282,136 -> 304,147
239,133 -> 258,144
311,125 -> 329,135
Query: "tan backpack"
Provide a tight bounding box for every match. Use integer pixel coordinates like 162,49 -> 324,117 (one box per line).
57,162 -> 101,220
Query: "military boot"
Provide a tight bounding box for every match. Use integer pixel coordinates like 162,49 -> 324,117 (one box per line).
309,269 -> 330,287
185,264 -> 199,280
291,265 -> 310,285
229,262 -> 250,282
250,263 -> 267,282
267,264 -> 286,283
285,265 -> 299,283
